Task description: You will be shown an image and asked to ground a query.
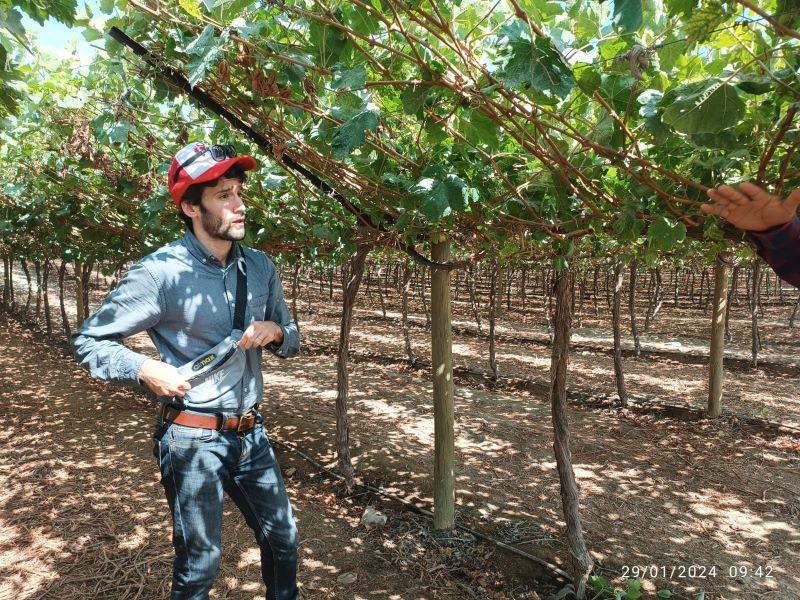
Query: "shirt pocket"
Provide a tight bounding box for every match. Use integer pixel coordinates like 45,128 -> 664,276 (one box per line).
249,291 -> 270,323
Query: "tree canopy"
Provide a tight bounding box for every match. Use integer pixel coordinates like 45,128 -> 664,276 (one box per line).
1,0 -> 798,269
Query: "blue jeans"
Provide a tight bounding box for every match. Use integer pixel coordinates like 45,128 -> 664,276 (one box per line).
153,413 -> 299,600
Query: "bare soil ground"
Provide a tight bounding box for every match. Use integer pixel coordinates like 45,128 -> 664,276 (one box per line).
1,267 -> 800,599
0,321 -> 517,600
297,283 -> 800,430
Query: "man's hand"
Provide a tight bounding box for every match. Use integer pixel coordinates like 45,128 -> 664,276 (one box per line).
238,321 -> 283,350
138,358 -> 191,397
702,182 -> 800,232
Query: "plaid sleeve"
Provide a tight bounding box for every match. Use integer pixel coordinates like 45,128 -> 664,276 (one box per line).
747,217 -> 800,287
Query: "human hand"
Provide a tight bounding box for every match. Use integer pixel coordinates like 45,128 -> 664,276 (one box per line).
238,321 -> 283,350
702,182 -> 800,232
138,358 -> 192,397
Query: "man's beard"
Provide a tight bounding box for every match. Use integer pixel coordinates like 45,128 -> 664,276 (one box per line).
199,204 -> 245,241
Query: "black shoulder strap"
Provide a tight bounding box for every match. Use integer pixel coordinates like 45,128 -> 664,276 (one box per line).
233,246 -> 247,331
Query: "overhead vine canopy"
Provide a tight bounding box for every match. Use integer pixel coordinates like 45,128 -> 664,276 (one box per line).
2,0 -> 800,266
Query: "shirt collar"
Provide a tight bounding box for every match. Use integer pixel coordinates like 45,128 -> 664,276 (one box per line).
181,230 -> 241,268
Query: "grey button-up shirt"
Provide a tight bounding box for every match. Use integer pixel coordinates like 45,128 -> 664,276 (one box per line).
71,231 -> 300,414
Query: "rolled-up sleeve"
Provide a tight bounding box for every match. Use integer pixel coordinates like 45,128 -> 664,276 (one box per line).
262,258 -> 300,359
70,261 -> 164,385
748,217 -> 800,287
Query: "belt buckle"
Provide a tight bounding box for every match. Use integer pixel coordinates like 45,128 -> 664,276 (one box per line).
237,411 -> 255,433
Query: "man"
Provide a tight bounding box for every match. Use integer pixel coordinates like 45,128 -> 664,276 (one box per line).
71,141 -> 301,600
702,182 -> 800,286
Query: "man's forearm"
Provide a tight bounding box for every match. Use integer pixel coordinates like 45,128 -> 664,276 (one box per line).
72,333 -> 153,386
747,217 -> 800,287
70,261 -> 164,385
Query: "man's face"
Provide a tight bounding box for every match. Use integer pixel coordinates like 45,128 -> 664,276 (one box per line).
194,177 -> 246,241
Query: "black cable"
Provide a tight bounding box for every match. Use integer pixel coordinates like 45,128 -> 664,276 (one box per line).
107,26 -> 464,271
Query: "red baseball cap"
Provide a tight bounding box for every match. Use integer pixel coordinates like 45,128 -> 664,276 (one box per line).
168,142 -> 257,206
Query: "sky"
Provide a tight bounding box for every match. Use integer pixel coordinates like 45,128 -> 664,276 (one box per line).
21,1 -> 100,64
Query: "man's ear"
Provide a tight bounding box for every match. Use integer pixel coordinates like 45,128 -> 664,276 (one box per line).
181,201 -> 199,220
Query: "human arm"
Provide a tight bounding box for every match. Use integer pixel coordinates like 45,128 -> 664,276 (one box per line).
701,183 -> 800,287
242,257 -> 299,358
70,261 -> 191,396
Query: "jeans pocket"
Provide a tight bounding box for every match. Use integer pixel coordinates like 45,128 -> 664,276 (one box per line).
168,423 -> 219,445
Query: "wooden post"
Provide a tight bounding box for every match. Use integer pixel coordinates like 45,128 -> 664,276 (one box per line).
377,266 -> 387,318
707,252 -> 730,418
550,267 -> 593,598
431,233 -> 455,530
543,269 -> 553,341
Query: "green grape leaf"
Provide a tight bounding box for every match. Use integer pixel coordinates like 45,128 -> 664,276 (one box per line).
648,217 -> 686,250
637,89 -> 663,117
179,0 -> 203,18
401,85 -> 430,115
309,18 -> 349,69
0,8 -> 28,46
667,0 -> 696,18
345,4 -> 382,35
498,26 -> 574,99
185,25 -> 229,88
311,224 -> 340,243
331,108 -> 379,157
735,78 -> 772,95
36,0 -> 76,25
575,63 -> 601,94
331,64 -> 366,91
613,0 -> 643,33
662,80 -> 744,134
413,172 -> 469,222
600,75 -> 637,113
91,115 -> 133,143
686,1 -> 727,44
230,17 -> 268,41
456,108 -> 500,150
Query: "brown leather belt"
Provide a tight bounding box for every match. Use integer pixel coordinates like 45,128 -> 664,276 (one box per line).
161,405 -> 258,433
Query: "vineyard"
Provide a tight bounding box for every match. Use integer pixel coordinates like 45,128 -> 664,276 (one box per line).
1,0 -> 800,599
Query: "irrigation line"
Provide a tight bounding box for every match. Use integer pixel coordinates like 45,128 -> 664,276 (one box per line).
107,26 -> 465,272
268,435 -> 572,582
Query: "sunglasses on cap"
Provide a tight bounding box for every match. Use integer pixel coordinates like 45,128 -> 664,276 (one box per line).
172,144 -> 238,185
